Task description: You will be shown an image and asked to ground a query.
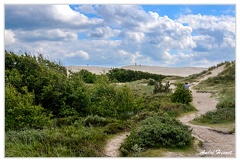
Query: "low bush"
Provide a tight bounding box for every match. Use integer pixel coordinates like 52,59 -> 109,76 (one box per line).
120,113 -> 193,156
84,115 -> 111,127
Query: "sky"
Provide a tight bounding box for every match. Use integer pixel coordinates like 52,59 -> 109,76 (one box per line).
4,4 -> 236,68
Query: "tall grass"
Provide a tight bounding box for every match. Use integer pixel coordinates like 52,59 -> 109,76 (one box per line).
5,125 -> 107,157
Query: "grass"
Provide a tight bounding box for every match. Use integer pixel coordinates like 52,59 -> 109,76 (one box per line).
128,139 -> 200,157
190,121 -> 235,133
5,125 -> 108,157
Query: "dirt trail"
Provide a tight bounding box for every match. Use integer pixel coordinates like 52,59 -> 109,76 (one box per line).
179,65 -> 235,157
103,65 -> 235,157
103,132 -> 130,157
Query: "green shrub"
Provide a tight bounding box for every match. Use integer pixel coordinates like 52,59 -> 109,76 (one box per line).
147,79 -> 156,85
193,108 -> 235,124
5,84 -> 51,131
120,113 -> 192,156
171,83 -> 192,105
104,121 -> 132,134
84,115 -> 110,127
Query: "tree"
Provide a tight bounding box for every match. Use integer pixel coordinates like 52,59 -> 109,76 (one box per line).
5,84 -> 51,131
171,83 -> 192,105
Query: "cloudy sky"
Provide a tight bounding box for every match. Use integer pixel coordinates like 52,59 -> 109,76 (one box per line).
4,4 -> 236,67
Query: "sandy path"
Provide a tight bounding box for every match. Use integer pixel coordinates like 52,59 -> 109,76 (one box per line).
103,132 -> 130,157
179,65 -> 235,157
103,65 -> 235,157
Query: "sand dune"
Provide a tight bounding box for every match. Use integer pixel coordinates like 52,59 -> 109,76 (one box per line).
65,65 -> 208,77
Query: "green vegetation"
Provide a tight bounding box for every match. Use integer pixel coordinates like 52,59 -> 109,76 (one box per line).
5,125 -> 107,157
120,112 -> 193,157
171,83 -> 192,105
7,51 -> 232,157
107,68 -> 166,82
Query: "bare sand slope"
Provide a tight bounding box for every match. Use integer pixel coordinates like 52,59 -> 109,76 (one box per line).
65,65 -> 208,77
65,66 -> 111,75
122,65 -> 207,77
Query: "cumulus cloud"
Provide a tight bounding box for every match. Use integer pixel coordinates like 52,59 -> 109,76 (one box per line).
5,5 -> 103,30
14,29 -> 78,42
75,5 -> 96,14
5,30 -> 16,45
4,5 -> 235,67
87,26 -> 120,39
67,50 -> 90,60
177,14 -> 235,60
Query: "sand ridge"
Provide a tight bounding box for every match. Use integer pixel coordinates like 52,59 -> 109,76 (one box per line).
65,65 -> 208,77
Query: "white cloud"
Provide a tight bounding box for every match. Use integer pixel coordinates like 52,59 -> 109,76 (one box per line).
4,5 -> 235,67
14,29 -> 77,42
67,50 -> 90,60
5,30 -> 16,45
123,32 -> 145,43
88,26 -> 120,39
177,14 -> 235,33
5,5 -> 103,30
75,5 -> 96,14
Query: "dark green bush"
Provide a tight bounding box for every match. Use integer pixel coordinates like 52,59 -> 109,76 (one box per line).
147,79 -> 156,85
5,84 -> 51,131
107,68 -> 165,83
171,83 -> 192,105
153,81 -> 171,94
69,69 -> 96,83
120,113 -> 192,156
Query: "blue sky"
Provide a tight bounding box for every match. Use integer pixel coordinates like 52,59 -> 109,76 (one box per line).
4,4 -> 236,67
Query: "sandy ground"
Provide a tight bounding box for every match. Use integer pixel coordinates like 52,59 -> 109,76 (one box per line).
104,132 -> 130,157
102,64 -> 235,157
65,65 -> 207,77
178,65 -> 235,157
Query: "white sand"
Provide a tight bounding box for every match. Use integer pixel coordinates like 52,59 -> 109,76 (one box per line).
65,65 -> 208,77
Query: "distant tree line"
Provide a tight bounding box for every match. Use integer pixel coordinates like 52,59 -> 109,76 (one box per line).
107,68 -> 166,83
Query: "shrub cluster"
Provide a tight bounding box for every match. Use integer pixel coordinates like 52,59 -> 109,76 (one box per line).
120,113 -> 193,156
5,51 -> 139,130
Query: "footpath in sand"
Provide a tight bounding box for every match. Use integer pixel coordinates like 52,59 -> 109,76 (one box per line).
179,65 -> 235,157
103,65 -> 235,157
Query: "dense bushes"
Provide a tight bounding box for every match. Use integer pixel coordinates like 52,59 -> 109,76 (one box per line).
5,51 -> 140,130
69,69 -> 96,83
107,68 -> 165,83
89,76 -> 139,119
120,113 -> 193,156
153,81 -> 171,94
5,84 -> 51,131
